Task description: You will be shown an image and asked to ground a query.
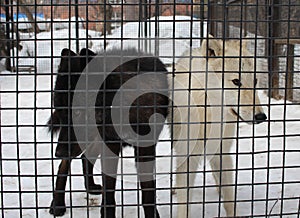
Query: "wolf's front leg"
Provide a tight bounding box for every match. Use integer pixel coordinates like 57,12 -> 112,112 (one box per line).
135,145 -> 160,218
49,159 -> 71,216
100,143 -> 120,218
175,144 -> 202,218
210,153 -> 237,217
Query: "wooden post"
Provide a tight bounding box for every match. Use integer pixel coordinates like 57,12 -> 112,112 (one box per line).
224,2 -> 229,38
286,44 -> 294,101
199,0 -> 206,39
267,0 -> 280,99
19,0 -> 41,33
243,0 -> 248,37
208,0 -> 217,36
274,39 -> 297,102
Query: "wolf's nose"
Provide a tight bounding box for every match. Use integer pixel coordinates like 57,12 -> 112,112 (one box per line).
254,113 -> 267,124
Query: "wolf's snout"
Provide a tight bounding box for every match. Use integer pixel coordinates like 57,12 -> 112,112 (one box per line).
254,113 -> 267,124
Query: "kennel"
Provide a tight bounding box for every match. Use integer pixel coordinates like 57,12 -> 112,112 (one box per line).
0,0 -> 299,217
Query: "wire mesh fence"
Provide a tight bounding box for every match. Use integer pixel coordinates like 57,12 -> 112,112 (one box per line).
0,0 -> 299,217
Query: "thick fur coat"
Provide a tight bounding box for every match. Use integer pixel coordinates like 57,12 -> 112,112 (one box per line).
168,37 -> 267,217
48,48 -> 169,218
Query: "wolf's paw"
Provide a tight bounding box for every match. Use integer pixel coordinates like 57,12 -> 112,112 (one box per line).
49,200 -> 66,216
101,206 -> 116,218
87,184 -> 102,195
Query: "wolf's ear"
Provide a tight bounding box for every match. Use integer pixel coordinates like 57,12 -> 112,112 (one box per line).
79,48 -> 96,70
58,48 -> 80,73
200,35 -> 222,57
79,48 -> 96,57
61,48 -> 77,57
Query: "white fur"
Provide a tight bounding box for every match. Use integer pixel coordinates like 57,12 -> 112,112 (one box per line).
168,38 -> 265,217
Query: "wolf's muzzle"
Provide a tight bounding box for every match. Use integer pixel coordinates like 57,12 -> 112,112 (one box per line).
254,113 -> 267,124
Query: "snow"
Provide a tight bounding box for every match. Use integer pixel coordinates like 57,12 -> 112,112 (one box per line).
105,16 -> 206,64
16,28 -> 103,74
1,16 -> 300,217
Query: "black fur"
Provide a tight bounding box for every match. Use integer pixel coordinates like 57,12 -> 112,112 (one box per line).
48,48 -> 168,217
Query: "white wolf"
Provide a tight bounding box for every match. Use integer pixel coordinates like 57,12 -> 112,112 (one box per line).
168,37 -> 267,217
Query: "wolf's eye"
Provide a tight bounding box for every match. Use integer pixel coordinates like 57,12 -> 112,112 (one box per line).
232,79 -> 242,87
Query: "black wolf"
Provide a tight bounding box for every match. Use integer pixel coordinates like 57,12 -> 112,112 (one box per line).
48,48 -> 169,217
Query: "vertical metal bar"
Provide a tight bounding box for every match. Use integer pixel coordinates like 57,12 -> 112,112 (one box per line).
120,1 -> 125,215
14,2 -> 23,217
5,0 -> 11,71
75,0 -> 79,53
0,83 -> 3,217
50,0 -> 56,217
154,0 -> 160,56
265,1 -> 272,216
67,2 -> 73,217
251,0 -> 260,216
280,1 -> 293,215
298,198 -> 300,218
144,0 -> 149,53
83,3 -> 90,216
0,2 -> 2,182
218,1 -> 228,215
137,4 -> 143,214
266,0 -> 273,214
170,1 -> 177,216
265,0 -> 271,215
234,1 -> 246,216
33,1 -> 39,217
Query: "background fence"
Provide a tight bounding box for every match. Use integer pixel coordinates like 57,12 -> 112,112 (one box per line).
0,0 -> 299,217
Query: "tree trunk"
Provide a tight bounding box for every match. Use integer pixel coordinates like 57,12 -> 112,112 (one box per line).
18,0 -> 41,33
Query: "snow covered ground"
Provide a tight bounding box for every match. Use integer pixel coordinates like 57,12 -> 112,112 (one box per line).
1,16 -> 300,217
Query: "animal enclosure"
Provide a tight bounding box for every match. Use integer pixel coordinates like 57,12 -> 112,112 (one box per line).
0,0 -> 299,217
